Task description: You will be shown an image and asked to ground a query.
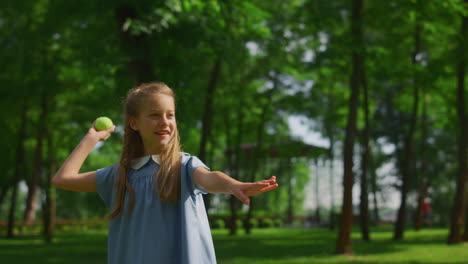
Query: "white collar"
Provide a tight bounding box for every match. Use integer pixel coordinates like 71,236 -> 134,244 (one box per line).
131,155 -> 161,170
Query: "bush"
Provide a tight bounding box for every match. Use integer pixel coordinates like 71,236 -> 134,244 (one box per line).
259,218 -> 274,228
211,219 -> 225,229
236,219 -> 244,229
274,218 -> 283,227
248,218 -> 259,229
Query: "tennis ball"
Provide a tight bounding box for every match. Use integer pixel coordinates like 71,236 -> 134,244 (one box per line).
94,117 -> 113,131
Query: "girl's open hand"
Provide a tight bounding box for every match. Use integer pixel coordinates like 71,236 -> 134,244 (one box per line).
230,176 -> 278,205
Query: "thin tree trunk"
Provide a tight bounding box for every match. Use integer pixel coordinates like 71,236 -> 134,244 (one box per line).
274,157 -> 287,218
315,159 -> 321,224
370,159 -> 380,223
414,182 -> 427,231
336,0 -> 362,255
200,58 -> 221,213
24,91 -> 48,225
0,184 -> 10,210
324,81 -> 337,229
325,85 -> 336,230
463,197 -> 468,241
245,87 -> 275,234
414,86 -> 428,231
394,15 -> 421,241
229,83 -> 246,236
328,158 -> 336,230
223,114 -> 236,234
7,99 -> 28,238
286,158 -> 294,225
42,127 -> 56,243
448,3 -> 467,244
359,66 -> 370,241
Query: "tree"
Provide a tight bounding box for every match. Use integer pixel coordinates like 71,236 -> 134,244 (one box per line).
7,99 -> 28,238
336,0 -> 363,254
394,2 -> 422,241
359,64 -> 371,241
448,0 -> 467,244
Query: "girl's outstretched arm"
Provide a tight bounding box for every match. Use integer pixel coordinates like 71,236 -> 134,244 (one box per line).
193,168 -> 278,205
52,122 -> 115,192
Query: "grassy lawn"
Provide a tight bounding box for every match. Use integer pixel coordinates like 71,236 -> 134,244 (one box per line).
0,227 -> 467,263
212,227 -> 468,264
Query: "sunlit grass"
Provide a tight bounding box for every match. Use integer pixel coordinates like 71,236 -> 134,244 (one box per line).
0,227 -> 467,263
212,227 -> 468,264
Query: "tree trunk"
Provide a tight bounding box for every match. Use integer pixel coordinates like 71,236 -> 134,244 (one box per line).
463,197 -> 468,241
314,159 -> 321,224
7,99 -> 28,238
336,0 -> 362,255
328,157 -> 336,230
0,184 -> 10,211
325,79 -> 337,230
370,154 -> 380,223
229,83 -> 246,236
286,158 -> 294,225
42,126 -> 56,243
115,5 -> 155,83
394,15 -> 421,241
414,182 -> 427,231
199,58 -> 221,213
324,85 -> 337,230
448,4 -> 467,244
359,66 -> 370,241
245,87 -> 275,234
414,85 -> 428,231
24,91 -> 48,225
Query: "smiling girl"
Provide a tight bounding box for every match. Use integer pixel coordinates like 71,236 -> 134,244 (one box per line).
52,81 -> 278,264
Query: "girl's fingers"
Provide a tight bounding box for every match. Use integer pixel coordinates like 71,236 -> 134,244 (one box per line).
260,184 -> 279,192
234,189 -> 250,205
98,126 -> 115,141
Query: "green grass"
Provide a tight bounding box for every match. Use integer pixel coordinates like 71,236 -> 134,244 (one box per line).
1,227 -> 467,263
212,227 -> 468,264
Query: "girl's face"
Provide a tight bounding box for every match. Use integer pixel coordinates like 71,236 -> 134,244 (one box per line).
130,94 -> 176,155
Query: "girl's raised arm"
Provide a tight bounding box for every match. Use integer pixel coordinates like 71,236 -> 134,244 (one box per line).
52,122 -> 115,192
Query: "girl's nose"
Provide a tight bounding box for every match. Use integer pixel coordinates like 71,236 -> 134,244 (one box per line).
161,115 -> 170,125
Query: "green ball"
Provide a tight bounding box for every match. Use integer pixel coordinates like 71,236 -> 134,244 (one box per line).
94,117 -> 113,131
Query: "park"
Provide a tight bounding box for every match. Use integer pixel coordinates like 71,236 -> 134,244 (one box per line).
1,0 -> 467,263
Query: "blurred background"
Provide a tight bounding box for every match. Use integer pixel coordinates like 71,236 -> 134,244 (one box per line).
0,0 -> 467,263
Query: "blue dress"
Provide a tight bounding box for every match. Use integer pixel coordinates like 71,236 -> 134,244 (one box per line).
96,152 -> 217,264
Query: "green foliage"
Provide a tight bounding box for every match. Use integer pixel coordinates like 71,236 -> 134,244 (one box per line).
0,0 -> 466,237
259,218 -> 274,228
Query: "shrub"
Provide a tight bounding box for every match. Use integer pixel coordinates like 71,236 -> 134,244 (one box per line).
236,219 -> 244,229
248,218 -> 259,229
211,219 -> 225,229
259,218 -> 274,228
274,218 -> 283,227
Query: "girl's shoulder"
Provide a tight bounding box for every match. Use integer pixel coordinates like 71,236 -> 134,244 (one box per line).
180,152 -> 191,158
180,152 -> 193,163
180,152 -> 204,165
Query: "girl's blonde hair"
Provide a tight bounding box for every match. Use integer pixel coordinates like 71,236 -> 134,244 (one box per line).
109,82 -> 182,219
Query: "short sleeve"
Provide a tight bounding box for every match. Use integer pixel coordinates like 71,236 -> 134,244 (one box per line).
186,156 -> 210,195
95,164 -> 118,208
